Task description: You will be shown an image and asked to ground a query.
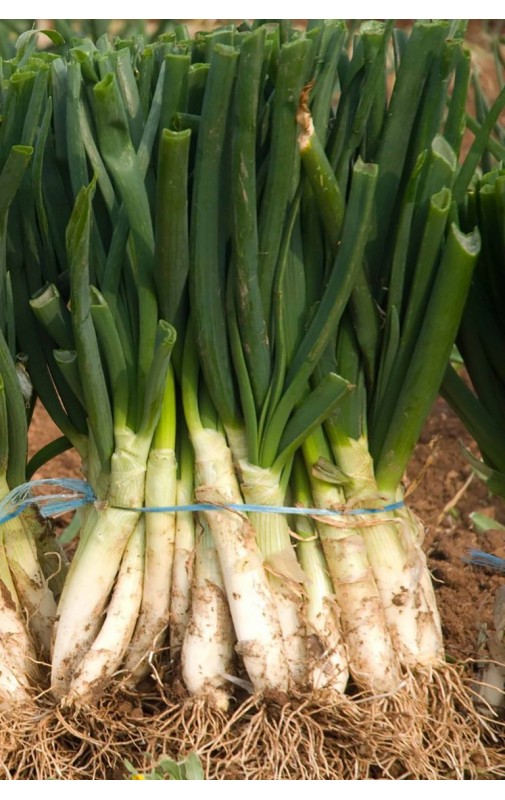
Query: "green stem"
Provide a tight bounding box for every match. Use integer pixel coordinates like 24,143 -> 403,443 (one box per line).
375,224 -> 480,493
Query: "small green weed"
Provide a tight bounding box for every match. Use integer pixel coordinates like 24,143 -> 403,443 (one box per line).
124,752 -> 204,780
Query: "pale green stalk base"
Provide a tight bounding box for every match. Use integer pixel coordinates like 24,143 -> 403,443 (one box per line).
335,436 -> 444,667
317,524 -> 402,692
0,640 -> 31,709
169,476 -> 195,658
3,513 -> 56,657
51,448 -> 145,699
0,583 -> 34,707
0,477 -> 46,707
0,535 -> 34,706
309,478 -> 401,693
64,517 -> 145,705
362,509 -> 444,666
476,662 -> 505,717
192,428 -> 289,693
239,461 -> 308,687
297,537 -> 349,693
0,474 -> 56,657
475,586 -> 505,715
181,514 -> 234,711
125,448 -> 177,677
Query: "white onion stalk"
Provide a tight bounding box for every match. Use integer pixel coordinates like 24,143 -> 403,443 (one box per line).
304,437 -> 402,693
335,436 -> 443,668
64,516 -> 145,705
191,427 -> 289,693
363,508 -> 444,666
315,521 -> 402,692
237,460 -> 308,687
50,447 -> 145,699
126,367 -> 178,676
169,439 -> 195,658
297,535 -> 349,693
0,640 -> 31,709
0,533 -> 34,707
0,473 -> 56,658
181,513 -> 235,710
292,460 -> 349,692
125,447 -> 177,677
0,355 -> 54,701
475,586 -> 505,715
3,512 -> 56,657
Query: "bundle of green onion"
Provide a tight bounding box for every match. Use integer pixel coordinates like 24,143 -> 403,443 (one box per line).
0,140 -> 67,709
0,22 -> 497,754
442,164 -> 505,716
438,49 -> 505,716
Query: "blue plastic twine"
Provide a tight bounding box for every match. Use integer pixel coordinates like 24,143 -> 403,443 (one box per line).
0,476 -> 405,526
465,549 -> 505,574
0,478 -> 96,524
125,500 -> 405,516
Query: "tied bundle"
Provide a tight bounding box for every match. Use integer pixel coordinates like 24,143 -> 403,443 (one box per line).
0,20 -> 502,779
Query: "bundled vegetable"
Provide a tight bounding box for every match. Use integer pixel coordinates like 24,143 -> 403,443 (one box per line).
435,47 -> 505,716
293,23 -> 485,694
442,164 -> 505,715
0,18 -> 501,778
0,142 -> 64,709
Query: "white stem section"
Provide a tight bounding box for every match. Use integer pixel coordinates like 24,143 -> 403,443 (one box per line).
0,584 -> 34,707
169,476 -> 195,658
181,515 -> 234,710
238,461 -> 307,687
4,513 -> 56,657
478,586 -> 505,715
192,428 -> 289,693
311,482 -> 401,693
335,435 -> 443,667
362,508 -> 444,667
64,517 -> 145,705
0,477 -> 53,700
0,527 -> 36,707
477,662 -> 505,716
0,639 -> 31,709
125,448 -> 177,677
51,448 -> 145,699
297,537 -> 349,693
477,586 -> 505,714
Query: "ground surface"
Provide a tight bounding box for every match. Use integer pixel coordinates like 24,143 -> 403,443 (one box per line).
407,398 -> 505,663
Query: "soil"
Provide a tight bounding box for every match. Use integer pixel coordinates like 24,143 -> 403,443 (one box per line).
407,398 -> 505,663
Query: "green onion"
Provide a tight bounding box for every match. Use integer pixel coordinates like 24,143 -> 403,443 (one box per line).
0,22 -> 494,742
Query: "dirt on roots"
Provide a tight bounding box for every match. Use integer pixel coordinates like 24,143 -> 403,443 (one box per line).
0,663 -> 503,779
